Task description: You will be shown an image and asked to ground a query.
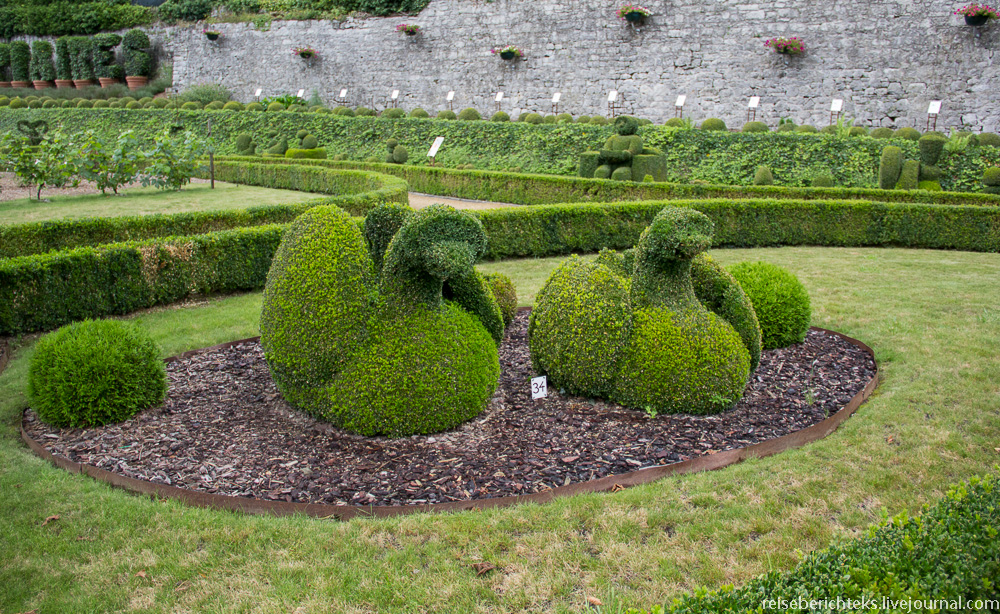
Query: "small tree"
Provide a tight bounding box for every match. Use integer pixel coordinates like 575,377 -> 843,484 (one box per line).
75,130 -> 144,195
141,129 -> 207,191
3,131 -> 79,200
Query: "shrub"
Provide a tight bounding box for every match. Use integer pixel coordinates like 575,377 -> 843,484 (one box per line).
894,126 -> 922,141
408,107 -> 429,118
556,113 -> 573,123
663,117 -> 684,128
205,101 -> 225,110
458,107 -> 481,120
490,111 -> 510,122
235,133 -> 255,155
390,144 -> 408,164
285,148 -> 327,159
287,104 -> 306,113
688,253 -> 762,371
126,101 -> 143,109
577,115 -> 591,124
41,100 -> 58,108
700,118 -> 727,131
524,113 -> 543,125
0,44 -> 9,81
222,101 -> 243,111
543,115 -> 557,124
178,83 -> 232,104
918,180 -> 942,191
985,167 -> 1000,194
28,320 -> 167,428
92,33 -> 123,80
27,100 -> 43,109
157,0 -> 213,22
181,101 -> 202,110
382,108 -> 405,118
245,101 -> 263,111
728,261 -> 811,349
354,107 -> 375,117
0,97 -> 9,107
122,29 -> 152,78
483,271 -> 517,329
879,145 -> 903,189
266,101 -> 285,112
820,125 -> 837,135
753,165 -> 773,185
918,134 -> 947,166
10,41 -> 30,82
898,159 -> 920,190
775,122 -> 796,133
811,173 -> 835,187
54,37 -> 72,80
589,116 -> 608,125
60,100 -> 74,108
436,109 -> 456,120
849,126 -> 869,136
795,124 -> 818,133
742,121 -> 769,133
979,132 -> 1000,148
74,98 -> 92,108
332,106 -> 354,116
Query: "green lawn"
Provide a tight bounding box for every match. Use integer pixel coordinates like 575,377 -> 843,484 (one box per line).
1,247 -> 999,613
0,182 -> 318,225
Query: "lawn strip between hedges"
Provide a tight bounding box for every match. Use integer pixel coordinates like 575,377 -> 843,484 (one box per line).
3,198 -> 1000,335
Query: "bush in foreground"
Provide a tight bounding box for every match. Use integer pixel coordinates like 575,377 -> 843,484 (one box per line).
728,261 -> 811,349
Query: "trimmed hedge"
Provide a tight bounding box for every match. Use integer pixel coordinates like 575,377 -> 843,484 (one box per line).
630,472 -> 1000,614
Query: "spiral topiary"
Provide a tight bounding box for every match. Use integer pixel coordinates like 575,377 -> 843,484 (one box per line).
28,320 -> 167,428
727,261 -> 811,349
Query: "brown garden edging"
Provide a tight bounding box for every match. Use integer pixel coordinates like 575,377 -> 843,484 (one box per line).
20,326 -> 879,521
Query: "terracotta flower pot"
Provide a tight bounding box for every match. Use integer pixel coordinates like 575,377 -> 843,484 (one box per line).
11,81 -> 32,88
74,79 -> 96,88
55,79 -> 74,89
33,80 -> 53,89
125,76 -> 148,91
0,82 -> 10,88
98,77 -> 119,88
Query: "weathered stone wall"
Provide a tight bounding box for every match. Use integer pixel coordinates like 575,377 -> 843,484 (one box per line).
158,0 -> 999,130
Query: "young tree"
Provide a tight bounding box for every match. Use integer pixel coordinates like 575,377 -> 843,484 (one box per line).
141,129 -> 208,191
3,131 -> 78,200
75,130 -> 143,195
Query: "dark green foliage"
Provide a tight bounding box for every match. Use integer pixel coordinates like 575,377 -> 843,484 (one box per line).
611,166 -> 632,181
8,98 -> 26,109
266,102 -> 285,112
223,101 -> 243,111
235,133 -> 255,155
556,113 -> 573,123
741,121 -> 768,133
820,125 -> 837,135
919,164 -> 941,181
543,115 -> 556,124
753,165 -> 773,186
74,98 -> 91,108
490,111 -> 510,122
849,126 -> 869,136
181,101 -> 202,110
0,1 -> 151,38
898,159 -> 920,190
363,202 -> 414,274
42,100 -> 58,108
795,124 -> 818,134
0,43 -> 9,81
92,33 -> 123,80
524,113 -> 543,125
10,41 -> 30,82
919,134 -> 947,166
482,271 -> 517,329
382,108 -> 405,119
728,261 -> 811,349
436,109 -> 456,120
894,126 -> 922,141
122,29 -> 151,78
266,137 -> 287,155
391,144 -> 408,164
54,37 -> 72,80
639,473 -> 1000,614
245,102 -> 263,111
811,173 -> 834,187
775,122 -> 796,133
355,107 -> 376,117
978,132 -> 1000,148
590,116 -> 609,125
28,319 -> 166,427
408,108 -> 429,118
699,118 -> 727,131
458,107 -> 481,121
157,0 -> 213,22
577,115 -> 592,124
332,106 -> 354,116
984,166 -> 1000,186
300,135 -> 318,149
442,269 -> 504,343
879,146 -> 903,189
285,148 -> 327,159
204,101 -> 224,110
689,253 -> 762,371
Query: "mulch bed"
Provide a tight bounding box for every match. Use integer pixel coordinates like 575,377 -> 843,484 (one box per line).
24,311 -> 876,507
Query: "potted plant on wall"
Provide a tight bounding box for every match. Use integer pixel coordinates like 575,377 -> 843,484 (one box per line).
954,3 -> 999,25
69,37 -> 96,88
9,41 -> 30,88
29,40 -> 56,89
616,4 -> 651,24
292,46 -> 316,59
0,43 -> 10,88
764,36 -> 805,55
396,23 -> 420,36
491,45 -> 522,60
203,29 -> 222,41
123,29 -> 152,91
94,33 -> 123,87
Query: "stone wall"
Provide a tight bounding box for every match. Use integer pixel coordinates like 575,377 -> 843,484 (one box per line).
158,0 -> 999,131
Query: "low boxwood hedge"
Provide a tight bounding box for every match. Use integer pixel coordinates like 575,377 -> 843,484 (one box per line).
628,472 -> 1000,614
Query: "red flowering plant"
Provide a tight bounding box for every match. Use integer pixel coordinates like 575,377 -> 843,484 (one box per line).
491,46 -> 522,58
953,3 -> 999,18
764,37 -> 805,55
396,24 -> 421,34
292,46 -> 316,59
616,4 -> 651,21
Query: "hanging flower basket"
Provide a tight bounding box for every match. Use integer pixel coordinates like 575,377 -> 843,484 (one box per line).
954,3 -> 998,25
292,46 -> 316,59
491,45 -> 522,60
204,30 -> 222,41
764,37 -> 805,55
616,4 -> 651,23
396,24 -> 420,36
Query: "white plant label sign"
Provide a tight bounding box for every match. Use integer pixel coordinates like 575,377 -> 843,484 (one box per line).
831,99 -> 844,112
928,100 -> 942,114
607,90 -> 618,102
552,92 -> 562,103
254,88 -> 262,97
531,375 -> 547,399
749,96 -> 760,109
427,136 -> 445,158
446,91 -> 455,101
391,89 -> 399,100
339,89 -> 348,98
297,89 -> 304,98
676,95 -> 687,107
495,92 -> 504,102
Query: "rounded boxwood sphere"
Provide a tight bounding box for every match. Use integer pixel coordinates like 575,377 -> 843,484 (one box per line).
382,107 -> 405,118
245,101 -> 263,111
458,107 -> 481,120
436,109 -> 456,120
742,121 -> 769,133
700,118 -> 727,131
728,261 -> 811,349
28,320 -> 167,428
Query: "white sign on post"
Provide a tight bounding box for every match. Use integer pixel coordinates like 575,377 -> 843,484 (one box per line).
676,95 -> 687,107
928,100 -> 942,114
607,90 -> 618,103
446,91 -> 455,101
749,96 -> 760,109
297,89 -> 304,98
427,136 -> 445,158
831,99 -> 844,113
391,89 -> 399,100
254,88 -> 262,97
552,92 -> 562,103
339,89 -> 348,99
531,375 -> 548,399
495,92 -> 504,102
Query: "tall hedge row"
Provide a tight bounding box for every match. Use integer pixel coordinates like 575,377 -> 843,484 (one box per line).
4,197 -> 1000,335
0,2 -> 152,38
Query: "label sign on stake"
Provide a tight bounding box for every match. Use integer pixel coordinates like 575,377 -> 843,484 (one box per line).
297,88 -> 304,98
495,92 -> 504,102
531,375 -> 547,399
607,90 -> 618,102
552,92 -> 561,103
427,136 -> 445,158
675,94 -> 687,107
339,89 -> 348,98
254,88 -> 262,97
446,90 -> 455,101
749,96 -> 760,109
831,99 -> 844,112
928,100 -> 942,114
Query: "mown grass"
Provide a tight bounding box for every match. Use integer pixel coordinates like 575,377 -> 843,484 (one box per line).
0,181 -> 318,225
1,246 -> 999,613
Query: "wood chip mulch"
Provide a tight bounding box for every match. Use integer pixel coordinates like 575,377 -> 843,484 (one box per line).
24,311 -> 876,507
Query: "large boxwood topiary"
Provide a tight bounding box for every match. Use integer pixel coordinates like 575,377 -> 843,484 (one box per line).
261,203 -> 504,436
28,319 -> 167,428
879,145 -> 903,189
728,261 -> 811,349
700,118 -> 727,131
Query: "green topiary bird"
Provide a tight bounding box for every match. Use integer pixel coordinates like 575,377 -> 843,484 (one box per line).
260,203 -> 509,437
529,207 -> 760,416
